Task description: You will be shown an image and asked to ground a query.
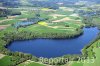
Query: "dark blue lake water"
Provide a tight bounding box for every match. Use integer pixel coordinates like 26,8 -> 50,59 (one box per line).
7,27 -> 99,58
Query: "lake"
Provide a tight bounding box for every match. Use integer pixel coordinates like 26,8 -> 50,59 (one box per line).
7,27 -> 99,58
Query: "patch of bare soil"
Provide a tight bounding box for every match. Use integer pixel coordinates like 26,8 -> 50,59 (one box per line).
0,24 -> 11,30
0,53 -> 5,59
49,14 -> 66,19
19,18 -> 27,21
7,15 -> 18,19
52,17 -> 72,22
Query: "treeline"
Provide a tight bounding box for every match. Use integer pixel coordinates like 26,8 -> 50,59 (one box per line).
0,9 -> 8,17
1,29 -> 83,41
8,9 -> 21,16
0,49 -> 38,66
27,17 -> 48,22
82,16 -> 95,27
0,8 -> 21,17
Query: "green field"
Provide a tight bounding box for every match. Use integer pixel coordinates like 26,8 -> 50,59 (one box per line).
0,56 -> 21,66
